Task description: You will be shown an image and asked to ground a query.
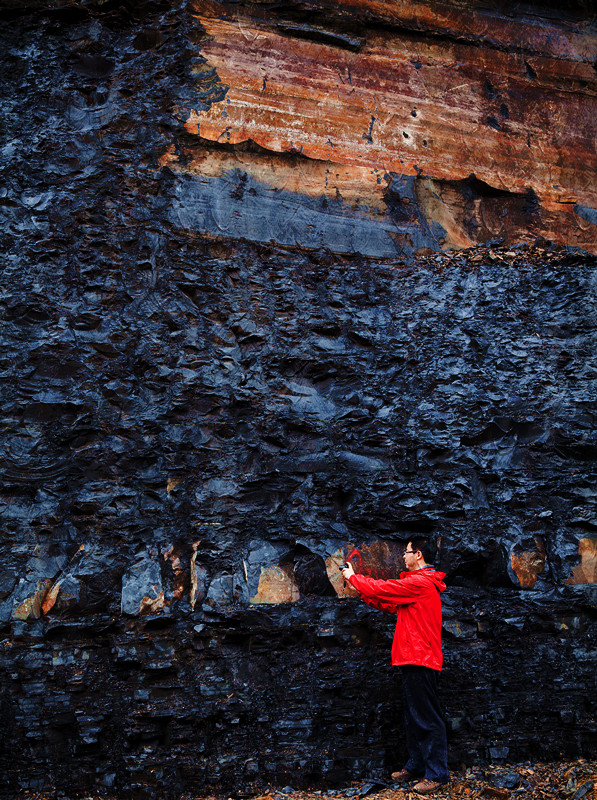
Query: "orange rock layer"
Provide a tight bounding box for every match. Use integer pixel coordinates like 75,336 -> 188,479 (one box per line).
178,0 -> 597,253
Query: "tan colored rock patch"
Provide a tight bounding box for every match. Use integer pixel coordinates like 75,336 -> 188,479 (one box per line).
566,537 -> 597,585
250,565 -> 300,604
13,579 -> 53,620
510,539 -> 546,589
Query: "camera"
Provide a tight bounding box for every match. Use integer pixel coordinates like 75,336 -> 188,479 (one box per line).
338,563 -> 350,570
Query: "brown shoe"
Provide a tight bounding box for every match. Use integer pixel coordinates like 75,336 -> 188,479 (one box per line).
391,768 -> 417,782
413,778 -> 448,794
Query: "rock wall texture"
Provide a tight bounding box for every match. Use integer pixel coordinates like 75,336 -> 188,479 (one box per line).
1,0 -> 597,798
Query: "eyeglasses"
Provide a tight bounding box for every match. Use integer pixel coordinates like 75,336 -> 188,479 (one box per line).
404,549 -> 420,555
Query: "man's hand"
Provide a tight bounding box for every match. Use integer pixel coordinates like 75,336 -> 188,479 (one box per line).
341,563 -> 355,580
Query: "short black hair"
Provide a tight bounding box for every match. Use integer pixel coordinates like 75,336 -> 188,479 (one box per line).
408,536 -> 437,565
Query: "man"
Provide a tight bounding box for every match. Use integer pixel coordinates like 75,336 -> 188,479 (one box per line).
341,537 -> 449,795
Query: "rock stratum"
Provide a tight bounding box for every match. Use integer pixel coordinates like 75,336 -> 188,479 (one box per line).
179,0 -> 597,257
0,0 -> 597,798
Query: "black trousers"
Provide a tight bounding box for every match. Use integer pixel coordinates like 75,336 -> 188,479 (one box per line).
399,664 -> 449,782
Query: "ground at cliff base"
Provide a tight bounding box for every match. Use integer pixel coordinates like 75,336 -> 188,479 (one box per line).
239,761 -> 597,800
12,759 -> 597,800
233,761 -> 597,800
249,761 -> 597,800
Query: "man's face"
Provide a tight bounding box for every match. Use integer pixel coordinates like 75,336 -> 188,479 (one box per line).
404,542 -> 420,571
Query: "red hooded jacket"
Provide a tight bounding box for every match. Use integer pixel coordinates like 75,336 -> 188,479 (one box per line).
348,567 -> 446,671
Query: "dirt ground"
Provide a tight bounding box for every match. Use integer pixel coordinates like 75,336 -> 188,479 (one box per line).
11,759 -> 597,800
211,760 -> 597,800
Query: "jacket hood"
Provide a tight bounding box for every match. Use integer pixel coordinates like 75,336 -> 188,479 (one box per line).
399,567 -> 446,593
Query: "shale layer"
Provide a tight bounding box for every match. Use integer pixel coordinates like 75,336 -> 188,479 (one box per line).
1,1 -> 597,798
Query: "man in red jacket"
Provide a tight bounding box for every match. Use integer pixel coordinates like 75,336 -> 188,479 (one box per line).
341,537 -> 449,795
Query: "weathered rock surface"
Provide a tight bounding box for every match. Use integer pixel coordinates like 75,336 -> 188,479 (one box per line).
0,0 -> 597,797
179,0 -> 597,255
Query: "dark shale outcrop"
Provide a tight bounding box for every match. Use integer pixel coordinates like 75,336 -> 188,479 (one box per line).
0,1 -> 596,797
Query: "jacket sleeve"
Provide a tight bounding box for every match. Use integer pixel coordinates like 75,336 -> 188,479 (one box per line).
348,574 -> 424,613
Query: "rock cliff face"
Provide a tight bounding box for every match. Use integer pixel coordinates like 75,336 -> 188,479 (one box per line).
0,0 -> 597,797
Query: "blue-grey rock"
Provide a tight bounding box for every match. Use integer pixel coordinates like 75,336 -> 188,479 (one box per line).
121,552 -> 163,616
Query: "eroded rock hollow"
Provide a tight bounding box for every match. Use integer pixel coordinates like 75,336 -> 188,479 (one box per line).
0,0 -> 596,797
